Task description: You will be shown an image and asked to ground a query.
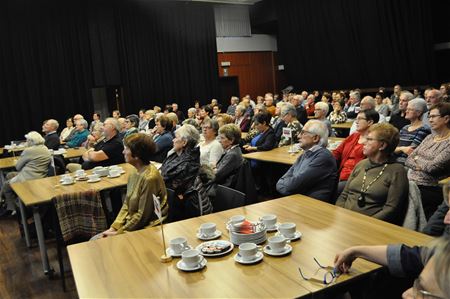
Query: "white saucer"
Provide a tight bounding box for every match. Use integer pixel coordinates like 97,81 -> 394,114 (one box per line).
196,230 -> 222,240
60,181 -> 75,186
234,252 -> 263,264
263,244 -> 292,256
176,258 -> 207,272
107,174 -> 121,178
265,223 -> 280,232
87,178 -> 101,183
275,231 -> 302,241
166,245 -> 193,258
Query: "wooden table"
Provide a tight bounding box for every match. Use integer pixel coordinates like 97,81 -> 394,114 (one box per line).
331,120 -> 353,129
68,195 -> 432,298
11,162 -> 135,275
0,148 -> 86,170
242,137 -> 344,165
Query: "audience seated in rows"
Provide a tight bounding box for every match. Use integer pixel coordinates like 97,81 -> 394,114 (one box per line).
406,102 -> 450,220
276,120 -> 337,202
336,123 -> 408,225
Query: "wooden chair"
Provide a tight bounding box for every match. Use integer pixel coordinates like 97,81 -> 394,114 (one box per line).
51,190 -> 107,291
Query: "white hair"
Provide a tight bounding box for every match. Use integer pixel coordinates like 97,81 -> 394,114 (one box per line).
76,119 -> 88,129
104,117 -> 121,132
409,98 -> 428,117
306,120 -> 329,147
315,102 -> 329,115
47,119 -> 59,130
361,96 -> 376,109
280,103 -> 297,117
176,124 -> 200,148
25,131 -> 45,146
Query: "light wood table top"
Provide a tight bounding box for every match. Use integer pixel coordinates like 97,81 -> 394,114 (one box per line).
11,163 -> 135,206
0,148 -> 87,170
68,195 -> 432,298
242,137 -> 344,165
331,120 -> 353,129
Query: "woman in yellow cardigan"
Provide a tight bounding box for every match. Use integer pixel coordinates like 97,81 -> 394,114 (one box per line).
96,133 -> 167,239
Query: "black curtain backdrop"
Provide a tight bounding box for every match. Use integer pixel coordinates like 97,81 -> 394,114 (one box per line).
0,0 -> 218,145
276,0 -> 435,91
0,0 -> 94,145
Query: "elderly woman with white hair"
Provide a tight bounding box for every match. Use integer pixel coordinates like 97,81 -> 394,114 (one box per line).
314,102 -> 334,137
0,132 -> 51,216
66,119 -> 89,148
161,124 -> 210,220
394,98 -> 431,163
276,120 -> 337,202
199,118 -> 223,167
278,103 -> 303,147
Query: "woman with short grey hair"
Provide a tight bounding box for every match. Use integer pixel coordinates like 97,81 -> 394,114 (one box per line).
0,131 -> 51,216
278,103 -> 303,147
161,124 -> 207,221
394,98 -> 431,163
66,119 -> 90,148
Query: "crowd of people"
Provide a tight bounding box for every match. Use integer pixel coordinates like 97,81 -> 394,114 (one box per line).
1,84 -> 450,298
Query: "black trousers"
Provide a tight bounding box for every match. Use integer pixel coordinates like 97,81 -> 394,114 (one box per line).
418,185 -> 444,220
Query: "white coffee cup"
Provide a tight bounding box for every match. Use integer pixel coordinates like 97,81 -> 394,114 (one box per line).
75,169 -> 86,177
260,214 -> 277,229
181,249 -> 204,268
62,175 -> 74,184
95,167 -> 109,177
278,222 -> 296,238
169,237 -> 190,254
200,222 -> 216,237
228,215 -> 245,225
267,235 -> 289,253
88,174 -> 100,181
109,169 -> 121,177
238,243 -> 261,261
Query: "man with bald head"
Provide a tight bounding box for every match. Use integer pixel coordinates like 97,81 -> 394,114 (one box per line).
80,117 -> 124,169
42,119 -> 60,150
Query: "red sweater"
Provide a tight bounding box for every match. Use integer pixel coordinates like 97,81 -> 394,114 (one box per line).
332,132 -> 365,181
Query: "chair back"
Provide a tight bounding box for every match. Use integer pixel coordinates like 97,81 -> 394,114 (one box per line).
233,159 -> 257,204
212,184 -> 246,212
402,181 -> 427,231
52,190 -> 107,242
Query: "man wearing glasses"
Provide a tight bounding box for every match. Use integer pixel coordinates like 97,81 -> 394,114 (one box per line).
276,120 -> 337,202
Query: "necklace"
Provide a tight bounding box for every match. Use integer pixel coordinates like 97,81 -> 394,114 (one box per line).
358,163 -> 388,208
434,131 -> 450,142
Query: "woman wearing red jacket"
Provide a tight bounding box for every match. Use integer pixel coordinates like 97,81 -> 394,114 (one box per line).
332,109 -> 379,198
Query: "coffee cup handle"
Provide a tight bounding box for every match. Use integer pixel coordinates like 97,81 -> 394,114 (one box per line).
256,245 -> 263,252
286,239 -> 291,244
198,255 -> 205,264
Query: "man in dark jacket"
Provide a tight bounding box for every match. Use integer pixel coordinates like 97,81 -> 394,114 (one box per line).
276,120 -> 337,202
42,119 -> 60,150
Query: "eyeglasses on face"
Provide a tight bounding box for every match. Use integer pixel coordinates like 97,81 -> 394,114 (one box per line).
365,137 -> 384,142
298,257 -> 341,285
299,129 -> 317,136
428,114 -> 441,119
355,117 -> 367,121
413,278 -> 445,299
